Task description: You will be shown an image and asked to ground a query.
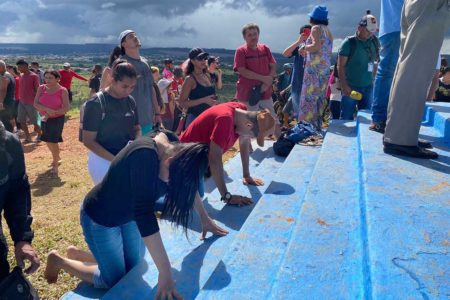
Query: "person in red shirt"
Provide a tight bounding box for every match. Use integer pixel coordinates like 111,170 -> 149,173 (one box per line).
16,59 -> 41,142
59,62 -> 88,102
180,102 -> 275,208
234,23 -> 280,137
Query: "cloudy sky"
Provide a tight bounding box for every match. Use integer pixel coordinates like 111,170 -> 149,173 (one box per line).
0,0 -> 449,53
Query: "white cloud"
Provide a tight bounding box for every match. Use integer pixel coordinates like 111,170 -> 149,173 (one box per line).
101,2 -> 116,9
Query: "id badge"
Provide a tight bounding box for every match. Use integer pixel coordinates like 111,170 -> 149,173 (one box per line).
368,63 -> 374,72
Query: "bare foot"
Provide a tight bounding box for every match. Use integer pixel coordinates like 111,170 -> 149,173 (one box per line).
45,250 -> 61,284
66,246 -> 80,261
50,164 -> 59,176
67,246 -> 96,263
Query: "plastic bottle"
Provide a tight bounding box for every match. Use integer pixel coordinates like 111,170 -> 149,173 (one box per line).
350,90 -> 362,101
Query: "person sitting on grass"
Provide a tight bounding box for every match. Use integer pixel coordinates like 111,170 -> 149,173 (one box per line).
82,60 -> 141,184
44,133 -> 227,300
33,70 -> 70,175
179,102 -> 275,206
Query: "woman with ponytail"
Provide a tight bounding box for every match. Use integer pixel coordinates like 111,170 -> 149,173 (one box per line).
45,131 -> 227,299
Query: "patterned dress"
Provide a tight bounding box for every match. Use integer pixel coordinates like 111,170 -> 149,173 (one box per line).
298,25 -> 333,129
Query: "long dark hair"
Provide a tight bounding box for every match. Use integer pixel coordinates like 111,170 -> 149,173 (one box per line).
310,17 -> 329,26
108,46 -> 122,67
185,59 -> 207,76
162,143 -> 209,233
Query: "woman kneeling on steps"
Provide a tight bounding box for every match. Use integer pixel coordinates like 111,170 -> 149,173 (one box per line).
45,131 -> 227,299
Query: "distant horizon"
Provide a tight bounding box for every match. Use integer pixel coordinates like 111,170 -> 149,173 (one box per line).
0,43 -> 449,57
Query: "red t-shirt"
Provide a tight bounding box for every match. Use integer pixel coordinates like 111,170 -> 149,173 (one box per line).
180,102 -> 247,152
19,72 -> 40,104
59,69 -> 88,90
233,43 -> 276,102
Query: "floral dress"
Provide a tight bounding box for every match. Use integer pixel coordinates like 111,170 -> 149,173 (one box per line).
298,25 -> 333,129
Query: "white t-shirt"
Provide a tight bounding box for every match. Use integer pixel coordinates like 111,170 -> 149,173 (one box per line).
157,78 -> 172,104
330,78 -> 342,102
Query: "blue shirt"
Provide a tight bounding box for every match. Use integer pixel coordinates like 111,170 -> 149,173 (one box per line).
380,0 -> 404,37
290,46 -> 306,93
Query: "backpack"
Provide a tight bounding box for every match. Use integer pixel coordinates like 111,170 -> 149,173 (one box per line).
273,133 -> 296,157
347,35 -> 380,63
0,266 -> 39,300
79,91 -> 107,142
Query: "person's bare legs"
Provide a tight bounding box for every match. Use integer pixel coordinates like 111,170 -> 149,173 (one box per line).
66,246 -> 97,264
22,124 -> 31,142
45,250 -> 97,284
46,142 -> 61,174
33,124 -> 41,139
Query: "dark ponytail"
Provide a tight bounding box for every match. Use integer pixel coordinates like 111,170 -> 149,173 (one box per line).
185,59 -> 195,76
111,59 -> 137,81
162,143 -> 209,233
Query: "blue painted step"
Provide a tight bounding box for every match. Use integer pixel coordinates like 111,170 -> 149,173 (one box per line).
423,102 -> 450,141
357,111 -> 449,300
268,120 -> 367,300
197,144 -> 321,299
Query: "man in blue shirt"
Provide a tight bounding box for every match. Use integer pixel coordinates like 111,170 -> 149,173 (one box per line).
370,0 -> 404,133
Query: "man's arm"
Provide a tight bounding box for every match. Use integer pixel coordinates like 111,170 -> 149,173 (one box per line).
337,55 -> 351,96
208,141 -> 227,197
239,136 -> 264,186
237,67 -> 273,87
239,136 -> 251,178
3,134 -> 40,274
0,76 -> 9,109
151,85 -> 163,126
71,70 -> 88,81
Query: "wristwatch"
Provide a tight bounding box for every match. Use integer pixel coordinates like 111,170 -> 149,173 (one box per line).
221,192 -> 232,203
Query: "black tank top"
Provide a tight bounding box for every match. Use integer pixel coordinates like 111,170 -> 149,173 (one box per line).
188,73 -> 215,116
2,72 -> 15,106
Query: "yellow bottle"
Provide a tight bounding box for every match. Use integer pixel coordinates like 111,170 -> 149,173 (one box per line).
350,90 -> 363,101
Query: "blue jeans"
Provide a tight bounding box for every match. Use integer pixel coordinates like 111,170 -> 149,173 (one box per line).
80,208 -> 145,289
341,85 -> 374,120
291,90 -> 301,117
371,32 -> 401,123
184,113 -> 197,129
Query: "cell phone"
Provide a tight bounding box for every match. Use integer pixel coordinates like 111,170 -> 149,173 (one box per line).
211,95 -> 218,100
303,28 -> 311,37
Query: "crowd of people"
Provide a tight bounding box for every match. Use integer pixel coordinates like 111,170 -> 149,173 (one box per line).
0,1 -> 449,299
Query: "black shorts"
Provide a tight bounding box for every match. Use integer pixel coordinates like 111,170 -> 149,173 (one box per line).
41,115 -> 65,143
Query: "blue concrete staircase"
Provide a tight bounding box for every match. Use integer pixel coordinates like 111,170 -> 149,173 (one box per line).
62,103 -> 449,300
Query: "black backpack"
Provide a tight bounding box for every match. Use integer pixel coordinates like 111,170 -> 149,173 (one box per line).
78,92 -> 136,142
79,91 -> 107,142
273,133 -> 296,157
347,35 -> 380,63
0,267 -> 39,300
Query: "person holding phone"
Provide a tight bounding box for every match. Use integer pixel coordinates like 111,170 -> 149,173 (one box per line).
179,48 -> 218,129
282,25 -> 312,119
207,56 -> 223,90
